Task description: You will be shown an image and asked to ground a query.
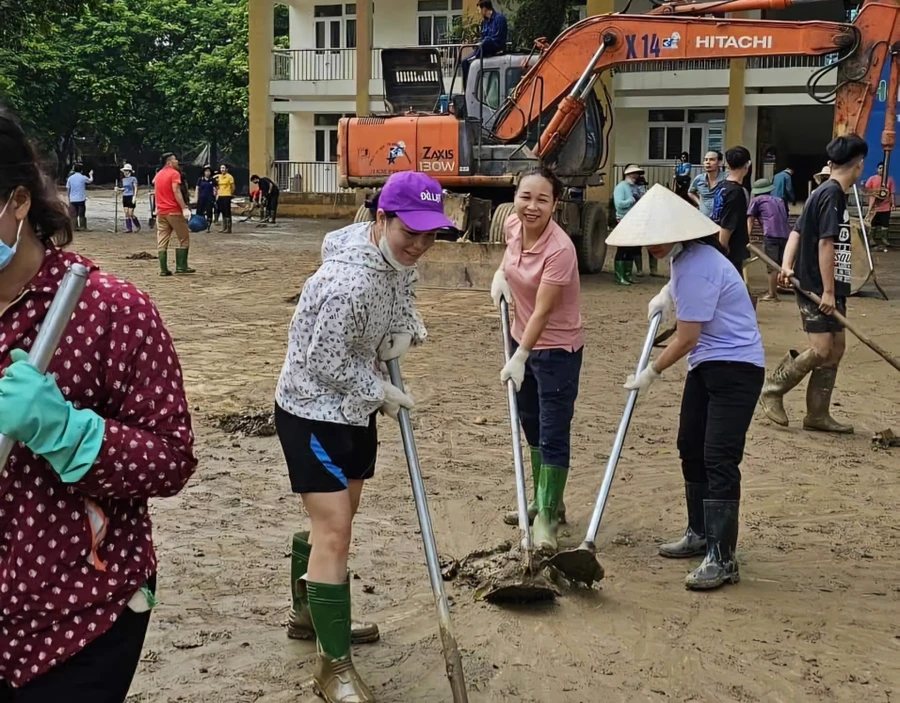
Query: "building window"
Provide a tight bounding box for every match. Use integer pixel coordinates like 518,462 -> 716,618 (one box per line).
417,0 -> 462,46
566,3 -> 587,27
315,3 -> 357,50
647,109 -> 725,163
314,114 -> 354,163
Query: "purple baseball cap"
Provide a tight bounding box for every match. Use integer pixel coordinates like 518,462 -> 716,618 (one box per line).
378,171 -> 457,232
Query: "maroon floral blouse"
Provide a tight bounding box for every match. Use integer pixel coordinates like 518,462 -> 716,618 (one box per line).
0,247 -> 196,687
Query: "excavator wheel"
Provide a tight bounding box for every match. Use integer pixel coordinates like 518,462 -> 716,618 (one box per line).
490,203 -> 516,244
353,203 -> 374,224
576,201 -> 608,274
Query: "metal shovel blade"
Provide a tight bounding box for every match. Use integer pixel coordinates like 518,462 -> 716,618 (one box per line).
545,542 -> 605,587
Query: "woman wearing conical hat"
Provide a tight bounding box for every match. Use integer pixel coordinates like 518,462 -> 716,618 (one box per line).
610,185 -> 765,590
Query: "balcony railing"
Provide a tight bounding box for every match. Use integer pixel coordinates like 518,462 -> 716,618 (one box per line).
273,161 -> 351,194
273,45 -> 465,82
614,53 -> 835,73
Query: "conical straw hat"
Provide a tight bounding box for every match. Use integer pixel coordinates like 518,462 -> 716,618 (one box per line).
606,183 -> 719,247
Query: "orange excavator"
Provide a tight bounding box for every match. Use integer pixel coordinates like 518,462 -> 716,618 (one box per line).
337,0 -> 900,285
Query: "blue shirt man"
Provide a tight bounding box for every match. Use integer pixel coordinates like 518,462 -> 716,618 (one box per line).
66,167 -> 93,204
689,151 -> 726,217
462,0 -> 507,84
771,168 -> 795,207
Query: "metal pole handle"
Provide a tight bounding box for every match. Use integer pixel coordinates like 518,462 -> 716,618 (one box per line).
499,298 -> 533,558
386,358 -> 469,703
852,184 -> 876,272
0,263 -> 90,472
582,312 -> 662,546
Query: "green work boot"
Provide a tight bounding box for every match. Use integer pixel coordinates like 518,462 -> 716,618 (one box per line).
288,532 -> 379,644
614,260 -> 631,286
308,580 -> 375,703
649,255 -> 661,277
503,446 -> 566,526
633,255 -> 645,278
623,260 -> 635,285
175,248 -> 196,274
158,250 -> 172,277
532,464 -> 569,555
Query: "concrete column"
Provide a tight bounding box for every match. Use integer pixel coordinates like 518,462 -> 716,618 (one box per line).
249,0 -> 275,177
726,59 -> 746,150
356,0 -> 373,116
587,0 -> 615,207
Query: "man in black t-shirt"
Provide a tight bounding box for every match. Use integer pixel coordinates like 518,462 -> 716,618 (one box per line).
251,174 -> 281,224
711,146 -> 752,273
760,133 -> 867,435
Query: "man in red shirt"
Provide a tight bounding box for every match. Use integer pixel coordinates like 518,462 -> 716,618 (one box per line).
865,161 -> 894,248
153,153 -> 196,276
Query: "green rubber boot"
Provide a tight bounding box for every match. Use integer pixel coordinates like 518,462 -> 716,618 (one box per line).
308,580 -> 375,703
175,248 -> 196,274
158,250 -> 172,277
649,255 -> 661,276
288,532 -> 379,644
614,260 -> 631,286
503,447 -> 566,526
532,464 -> 569,555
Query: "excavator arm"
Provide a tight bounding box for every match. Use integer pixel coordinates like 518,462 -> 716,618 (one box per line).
491,2 -> 900,165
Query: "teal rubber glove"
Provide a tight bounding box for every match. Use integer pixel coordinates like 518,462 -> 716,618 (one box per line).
0,349 -> 105,483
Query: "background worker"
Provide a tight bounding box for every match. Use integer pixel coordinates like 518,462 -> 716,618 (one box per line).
865,161 -> 895,247
196,166 -> 216,232
761,134 -> 868,434
673,151 -> 693,202
120,163 -> 141,233
275,171 -> 452,703
0,107 -> 197,699
613,163 -> 647,285
153,152 -> 195,276
688,150 -> 726,217
251,173 -> 280,224
217,163 -> 236,233
66,163 -> 93,231
772,165 -> 796,213
616,185 -> 764,591
747,176 -> 791,302
462,0 -> 508,85
490,167 -> 583,555
711,146 -> 752,274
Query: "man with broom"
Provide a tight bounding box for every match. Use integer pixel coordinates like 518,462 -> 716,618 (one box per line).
760,134 -> 868,434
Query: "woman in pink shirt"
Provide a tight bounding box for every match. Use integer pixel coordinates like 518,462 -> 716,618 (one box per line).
490,168 -> 584,554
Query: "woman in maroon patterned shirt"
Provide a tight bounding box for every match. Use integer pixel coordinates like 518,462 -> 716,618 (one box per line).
0,112 -> 197,700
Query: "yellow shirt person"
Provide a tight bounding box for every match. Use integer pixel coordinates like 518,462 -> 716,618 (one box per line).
217,171 -> 235,197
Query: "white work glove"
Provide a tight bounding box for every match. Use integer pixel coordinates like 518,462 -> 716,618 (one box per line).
490,267 -> 512,309
380,379 -> 415,420
378,332 -> 412,361
183,208 -> 192,219
624,364 -> 661,392
500,347 -> 529,391
648,282 -> 675,325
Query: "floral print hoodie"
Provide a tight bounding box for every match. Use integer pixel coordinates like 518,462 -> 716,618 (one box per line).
275,222 -> 426,426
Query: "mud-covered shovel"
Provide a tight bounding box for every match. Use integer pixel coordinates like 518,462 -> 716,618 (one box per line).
481,298 -> 558,604
546,312 -> 662,586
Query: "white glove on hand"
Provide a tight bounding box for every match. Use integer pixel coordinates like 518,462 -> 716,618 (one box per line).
380,380 -> 415,420
500,347 -> 529,391
648,282 -> 675,324
183,208 -> 192,219
491,267 -> 513,309
378,332 -> 412,361
624,364 -> 661,392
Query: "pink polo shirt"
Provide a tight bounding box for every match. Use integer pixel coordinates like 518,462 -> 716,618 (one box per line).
503,214 -> 584,351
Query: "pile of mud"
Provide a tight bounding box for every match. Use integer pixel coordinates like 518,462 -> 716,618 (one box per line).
214,410 -> 276,437
125,251 -> 156,260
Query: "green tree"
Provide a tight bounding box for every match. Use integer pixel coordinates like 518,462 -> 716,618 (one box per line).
507,0 -> 578,50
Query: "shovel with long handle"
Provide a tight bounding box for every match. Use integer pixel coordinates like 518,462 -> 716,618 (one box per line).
0,263 -> 90,475
851,184 -> 889,300
499,297 -> 534,569
386,359 -> 469,703
546,312 -> 662,586
748,243 -> 900,373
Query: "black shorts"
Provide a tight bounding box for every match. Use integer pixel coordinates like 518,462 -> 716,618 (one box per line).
274,404 -> 377,493
798,295 -> 846,334
122,195 -> 135,209
872,210 -> 891,228
763,237 -> 787,266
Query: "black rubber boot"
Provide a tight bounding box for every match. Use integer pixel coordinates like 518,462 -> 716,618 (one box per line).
685,499 -> 740,591
659,482 -> 707,558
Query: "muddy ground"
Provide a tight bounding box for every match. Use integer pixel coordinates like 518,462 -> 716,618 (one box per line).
69,207 -> 900,703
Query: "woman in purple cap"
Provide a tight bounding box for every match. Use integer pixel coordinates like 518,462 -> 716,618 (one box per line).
274,170 -> 454,703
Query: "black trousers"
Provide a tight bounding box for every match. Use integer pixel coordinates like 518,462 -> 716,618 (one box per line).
217,196 -> 232,219
615,246 -> 640,262
0,603 -> 152,703
197,195 -> 215,222
266,191 -> 279,221
677,361 -> 764,500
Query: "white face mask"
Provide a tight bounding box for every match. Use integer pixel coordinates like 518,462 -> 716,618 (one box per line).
668,243 -> 684,260
0,195 -> 24,272
378,231 -> 413,271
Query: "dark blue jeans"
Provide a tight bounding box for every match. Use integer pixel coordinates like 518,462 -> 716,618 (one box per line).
512,343 -> 583,469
